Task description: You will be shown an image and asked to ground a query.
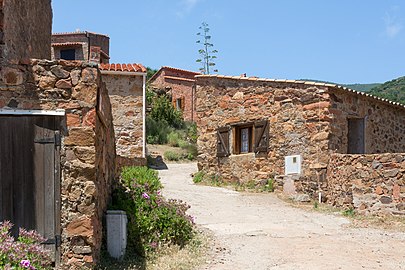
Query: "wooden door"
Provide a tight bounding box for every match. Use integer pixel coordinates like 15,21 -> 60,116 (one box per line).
0,115 -> 61,263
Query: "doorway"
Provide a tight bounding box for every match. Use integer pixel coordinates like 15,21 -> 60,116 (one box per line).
347,118 -> 365,154
0,115 -> 62,263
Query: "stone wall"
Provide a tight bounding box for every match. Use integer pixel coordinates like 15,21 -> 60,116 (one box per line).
196,76 -> 331,187
102,72 -> 146,168
0,0 -> 52,65
327,153 -> 405,215
0,59 -> 116,268
196,76 -> 405,204
329,89 -> 405,153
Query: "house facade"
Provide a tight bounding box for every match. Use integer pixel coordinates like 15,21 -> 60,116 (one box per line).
196,75 -> 405,215
99,63 -> 147,168
149,66 -> 200,122
52,31 -> 110,64
52,31 -> 147,167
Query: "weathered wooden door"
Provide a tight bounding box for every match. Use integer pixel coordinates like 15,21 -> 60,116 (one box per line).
0,115 -> 61,263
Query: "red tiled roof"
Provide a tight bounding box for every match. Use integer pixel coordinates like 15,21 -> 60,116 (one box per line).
161,66 -> 200,75
164,75 -> 195,82
51,42 -> 84,47
99,63 -> 146,73
149,66 -> 201,82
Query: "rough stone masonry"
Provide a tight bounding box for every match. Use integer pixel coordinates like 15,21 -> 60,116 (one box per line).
0,59 -> 116,269
195,75 -> 405,215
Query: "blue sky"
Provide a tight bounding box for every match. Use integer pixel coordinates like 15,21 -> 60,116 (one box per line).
52,0 -> 405,84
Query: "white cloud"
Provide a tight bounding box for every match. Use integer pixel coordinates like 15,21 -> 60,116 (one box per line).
384,8 -> 403,38
176,0 -> 202,17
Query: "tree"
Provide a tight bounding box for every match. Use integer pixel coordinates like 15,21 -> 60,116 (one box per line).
196,22 -> 218,74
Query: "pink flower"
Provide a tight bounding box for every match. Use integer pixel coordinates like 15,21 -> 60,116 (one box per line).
142,192 -> 150,199
20,259 -> 31,268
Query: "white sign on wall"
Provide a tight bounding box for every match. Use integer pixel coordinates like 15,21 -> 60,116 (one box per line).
285,155 -> 302,175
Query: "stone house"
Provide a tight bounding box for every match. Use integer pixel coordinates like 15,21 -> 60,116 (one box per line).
99,63 -> 147,167
52,31 -> 110,64
52,31 -> 147,167
196,75 -> 405,215
149,66 -> 200,122
0,1 -> 116,268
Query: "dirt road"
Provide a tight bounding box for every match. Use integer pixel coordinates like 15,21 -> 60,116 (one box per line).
159,163 -> 405,270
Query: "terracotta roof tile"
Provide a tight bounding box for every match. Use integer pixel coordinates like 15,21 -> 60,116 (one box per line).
161,66 -> 200,75
51,42 -> 84,47
164,75 -> 195,82
99,63 -> 146,73
195,74 -> 405,110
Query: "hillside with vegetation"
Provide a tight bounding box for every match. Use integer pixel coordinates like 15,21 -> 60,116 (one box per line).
301,77 -> 405,105
367,76 -> 405,105
343,83 -> 381,92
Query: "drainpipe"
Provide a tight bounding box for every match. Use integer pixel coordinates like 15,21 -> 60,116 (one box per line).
142,74 -> 146,158
191,82 -> 195,122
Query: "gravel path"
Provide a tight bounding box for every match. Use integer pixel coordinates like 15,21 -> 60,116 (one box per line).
159,163 -> 405,270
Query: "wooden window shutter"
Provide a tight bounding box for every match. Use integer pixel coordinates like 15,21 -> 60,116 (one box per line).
181,96 -> 185,111
254,120 -> 269,153
217,127 -> 230,157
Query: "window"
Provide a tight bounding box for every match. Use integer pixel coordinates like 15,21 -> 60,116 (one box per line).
60,49 -> 76,60
234,124 -> 253,154
176,98 -> 182,110
173,97 -> 185,111
216,120 -> 269,157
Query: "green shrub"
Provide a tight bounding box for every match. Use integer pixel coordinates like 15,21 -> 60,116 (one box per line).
264,179 -> 274,192
150,96 -> 184,129
164,151 -> 181,161
110,166 -> 195,257
185,122 -> 198,144
193,171 -> 205,183
180,143 -> 198,161
121,166 -> 162,192
146,116 -> 172,144
167,131 -> 188,147
342,208 -> 355,217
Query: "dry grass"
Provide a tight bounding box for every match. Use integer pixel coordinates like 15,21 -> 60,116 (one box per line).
97,228 -> 212,270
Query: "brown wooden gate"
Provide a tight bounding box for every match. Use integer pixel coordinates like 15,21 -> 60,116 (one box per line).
0,115 -> 61,264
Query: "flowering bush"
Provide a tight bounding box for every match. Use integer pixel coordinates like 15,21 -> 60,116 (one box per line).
0,221 -> 52,269
110,166 -> 195,256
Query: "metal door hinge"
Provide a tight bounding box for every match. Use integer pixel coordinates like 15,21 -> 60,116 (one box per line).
41,235 -> 61,247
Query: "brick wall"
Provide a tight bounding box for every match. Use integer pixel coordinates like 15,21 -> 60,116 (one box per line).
51,32 -> 110,63
0,59 -> 116,268
327,153 -> 405,215
150,68 -> 198,122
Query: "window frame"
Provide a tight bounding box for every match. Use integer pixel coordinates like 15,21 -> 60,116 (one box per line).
233,123 -> 254,155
